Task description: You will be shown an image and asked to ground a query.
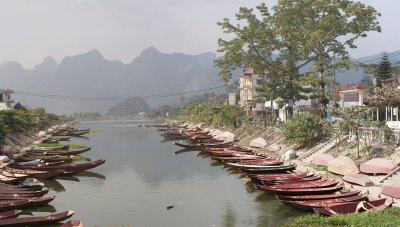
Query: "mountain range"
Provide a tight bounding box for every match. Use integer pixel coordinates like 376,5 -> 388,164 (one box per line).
0,47 -> 397,114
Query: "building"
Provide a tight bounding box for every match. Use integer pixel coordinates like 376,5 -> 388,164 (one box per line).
238,69 -> 314,121
239,69 -> 257,108
0,88 -> 14,110
337,83 -> 369,107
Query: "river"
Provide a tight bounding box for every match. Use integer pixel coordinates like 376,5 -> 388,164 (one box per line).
36,120 -> 306,226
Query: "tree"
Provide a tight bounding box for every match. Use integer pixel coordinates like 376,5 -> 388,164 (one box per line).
332,106 -> 372,157
216,4 -> 311,118
376,53 -> 392,87
274,0 -> 381,118
282,113 -> 328,147
217,0 -> 381,118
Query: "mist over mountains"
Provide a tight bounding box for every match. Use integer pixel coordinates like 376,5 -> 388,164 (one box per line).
0,47 -> 396,114
0,47 -> 221,114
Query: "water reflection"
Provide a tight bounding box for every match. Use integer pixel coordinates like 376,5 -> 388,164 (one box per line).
40,179 -> 66,192
222,202 -> 237,227
49,120 -> 306,227
174,148 -> 197,155
75,171 -> 106,180
56,175 -> 80,182
24,204 -> 57,213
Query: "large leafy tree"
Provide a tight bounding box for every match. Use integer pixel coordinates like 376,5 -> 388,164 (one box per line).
216,4 -> 311,116
217,0 -> 381,118
274,0 -> 381,117
376,53 -> 392,87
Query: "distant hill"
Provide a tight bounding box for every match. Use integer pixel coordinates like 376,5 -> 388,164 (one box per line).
106,98 -> 151,116
0,47 -> 397,114
0,47 -> 222,114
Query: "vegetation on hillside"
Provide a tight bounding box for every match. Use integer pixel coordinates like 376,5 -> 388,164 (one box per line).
282,113 -> 329,147
0,108 -> 60,142
183,103 -> 250,129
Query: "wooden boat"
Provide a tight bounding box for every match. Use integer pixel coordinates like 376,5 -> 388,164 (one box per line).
226,161 -> 288,168
313,198 -> 393,216
0,185 -> 44,191
0,210 -> 22,220
0,171 -> 28,179
26,146 -> 91,156
258,180 -> 338,192
276,191 -> 361,201
240,164 -> 297,174
246,172 -> 312,180
0,196 -> 54,211
281,194 -> 368,211
258,175 -> 323,185
0,174 -> 23,184
15,155 -> 73,163
235,159 -> 283,166
60,220 -> 83,227
212,155 -> 266,162
30,144 -> 69,151
50,136 -> 72,141
0,210 -> 75,226
382,181 -> 400,199
10,159 -> 105,172
257,185 -> 343,195
0,189 -> 49,197
174,141 -> 232,149
3,168 -> 64,180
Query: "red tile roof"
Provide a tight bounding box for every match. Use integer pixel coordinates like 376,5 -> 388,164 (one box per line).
339,83 -> 369,91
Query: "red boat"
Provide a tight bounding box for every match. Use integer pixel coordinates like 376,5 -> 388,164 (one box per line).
212,155 -> 265,162
3,168 -> 64,179
247,172 -> 313,181
0,210 -> 22,220
259,175 -> 322,185
257,185 -> 343,195
313,198 -> 392,216
276,191 -> 361,201
257,180 -> 339,192
0,210 -> 74,226
281,194 -> 368,211
10,159 -> 105,173
0,196 -> 55,211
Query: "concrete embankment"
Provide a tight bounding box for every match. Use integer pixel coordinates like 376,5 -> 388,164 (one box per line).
175,119 -> 400,207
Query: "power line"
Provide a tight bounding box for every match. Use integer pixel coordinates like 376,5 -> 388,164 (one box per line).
359,49 -> 400,64
14,85 -> 226,101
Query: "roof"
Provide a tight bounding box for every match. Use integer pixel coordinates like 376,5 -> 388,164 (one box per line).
339,83 -> 369,91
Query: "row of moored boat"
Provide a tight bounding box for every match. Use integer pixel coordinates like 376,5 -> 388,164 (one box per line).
154,122 -> 393,216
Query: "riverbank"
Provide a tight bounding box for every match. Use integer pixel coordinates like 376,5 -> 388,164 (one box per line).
175,120 -> 400,208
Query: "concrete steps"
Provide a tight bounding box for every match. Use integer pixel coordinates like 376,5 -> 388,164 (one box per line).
301,138 -> 337,163
380,167 -> 400,184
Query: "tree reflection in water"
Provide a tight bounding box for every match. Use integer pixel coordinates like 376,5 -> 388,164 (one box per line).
222,202 -> 237,227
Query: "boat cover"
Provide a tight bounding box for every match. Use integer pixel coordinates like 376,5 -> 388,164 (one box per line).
360,158 -> 397,174
327,156 -> 359,175
250,137 -> 268,148
343,174 -> 373,186
312,154 -> 335,166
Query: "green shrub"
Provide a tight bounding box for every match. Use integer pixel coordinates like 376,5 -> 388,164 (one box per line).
283,207 -> 400,227
282,113 -> 327,147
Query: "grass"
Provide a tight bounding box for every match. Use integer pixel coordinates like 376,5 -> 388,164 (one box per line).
283,207 -> 400,227
50,136 -> 71,139
69,144 -> 88,149
72,155 -> 91,162
313,165 -> 328,171
36,143 -> 87,149
36,143 -> 67,148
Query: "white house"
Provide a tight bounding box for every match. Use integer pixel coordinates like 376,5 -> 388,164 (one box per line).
0,88 -> 14,110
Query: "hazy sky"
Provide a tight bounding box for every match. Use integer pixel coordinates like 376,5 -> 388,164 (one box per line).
0,0 -> 397,68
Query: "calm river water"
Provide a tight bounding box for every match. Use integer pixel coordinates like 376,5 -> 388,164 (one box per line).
36,120 -> 306,227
